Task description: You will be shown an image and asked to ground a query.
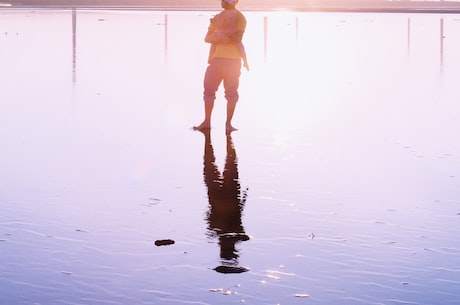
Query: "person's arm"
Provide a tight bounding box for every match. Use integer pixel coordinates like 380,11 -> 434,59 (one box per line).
227,30 -> 244,43
204,28 -> 232,44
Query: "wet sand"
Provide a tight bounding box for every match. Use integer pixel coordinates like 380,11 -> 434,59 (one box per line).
1,9 -> 460,305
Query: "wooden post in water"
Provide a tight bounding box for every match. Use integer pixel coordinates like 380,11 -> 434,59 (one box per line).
406,17 -> 411,59
264,16 -> 268,63
440,17 -> 444,73
295,16 -> 299,42
72,8 -> 77,84
164,14 -> 168,62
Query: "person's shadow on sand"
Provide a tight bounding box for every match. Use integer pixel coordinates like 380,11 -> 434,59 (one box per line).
199,129 -> 250,274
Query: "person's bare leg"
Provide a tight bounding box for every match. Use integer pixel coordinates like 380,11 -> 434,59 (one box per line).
225,101 -> 238,134
194,101 -> 214,130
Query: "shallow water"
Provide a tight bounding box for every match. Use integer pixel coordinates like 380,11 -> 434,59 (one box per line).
1,9 -> 460,305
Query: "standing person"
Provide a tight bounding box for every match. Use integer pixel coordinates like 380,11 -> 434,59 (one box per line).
193,0 -> 248,134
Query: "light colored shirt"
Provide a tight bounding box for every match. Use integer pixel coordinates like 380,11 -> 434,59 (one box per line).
208,9 -> 246,60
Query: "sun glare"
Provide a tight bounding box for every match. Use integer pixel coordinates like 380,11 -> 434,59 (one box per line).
243,13 -> 337,133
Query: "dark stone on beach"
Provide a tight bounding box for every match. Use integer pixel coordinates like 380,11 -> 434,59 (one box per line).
155,239 -> 175,246
213,265 -> 249,274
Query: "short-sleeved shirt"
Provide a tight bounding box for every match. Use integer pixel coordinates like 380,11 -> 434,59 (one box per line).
210,9 -> 246,60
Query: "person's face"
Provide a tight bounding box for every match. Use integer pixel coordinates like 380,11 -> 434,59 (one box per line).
221,0 -> 236,9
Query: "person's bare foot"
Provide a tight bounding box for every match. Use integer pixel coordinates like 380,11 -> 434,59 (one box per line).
226,124 -> 238,134
193,122 -> 211,131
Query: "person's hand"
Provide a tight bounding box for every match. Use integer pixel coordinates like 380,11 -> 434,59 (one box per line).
205,32 -> 231,44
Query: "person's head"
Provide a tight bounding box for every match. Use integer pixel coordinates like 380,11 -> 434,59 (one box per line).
221,0 -> 238,9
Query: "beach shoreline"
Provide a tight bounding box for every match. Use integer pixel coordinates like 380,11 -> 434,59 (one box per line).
2,0 -> 460,13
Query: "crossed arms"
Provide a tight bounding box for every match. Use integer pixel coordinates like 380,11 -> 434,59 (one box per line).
204,28 -> 244,44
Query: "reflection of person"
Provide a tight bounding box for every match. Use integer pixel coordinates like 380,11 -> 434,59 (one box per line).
194,0 -> 248,134
199,129 -> 249,273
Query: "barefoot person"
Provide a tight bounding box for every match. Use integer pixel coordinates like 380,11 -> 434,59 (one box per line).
194,0 -> 248,133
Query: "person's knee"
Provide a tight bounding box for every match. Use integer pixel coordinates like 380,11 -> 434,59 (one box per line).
225,91 -> 239,104
203,90 -> 216,103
